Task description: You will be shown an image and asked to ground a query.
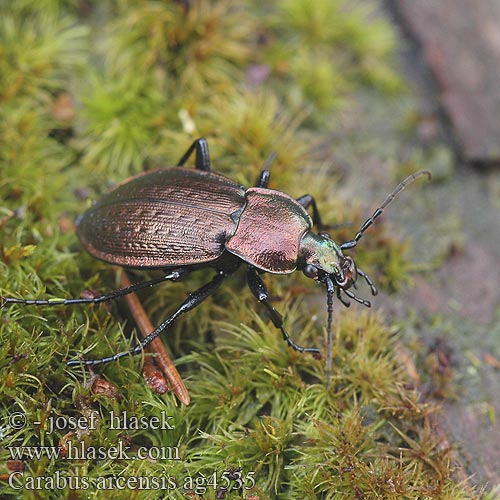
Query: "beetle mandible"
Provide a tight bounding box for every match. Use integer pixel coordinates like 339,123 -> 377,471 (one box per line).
3,138 -> 431,373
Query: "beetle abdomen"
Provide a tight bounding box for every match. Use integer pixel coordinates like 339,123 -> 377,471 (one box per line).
226,188 -> 312,273
77,168 -> 246,268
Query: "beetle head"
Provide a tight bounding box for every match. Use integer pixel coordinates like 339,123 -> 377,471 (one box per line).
299,231 -> 377,308
300,232 -> 357,290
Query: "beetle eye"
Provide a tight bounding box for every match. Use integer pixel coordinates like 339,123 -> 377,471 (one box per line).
303,264 -> 319,279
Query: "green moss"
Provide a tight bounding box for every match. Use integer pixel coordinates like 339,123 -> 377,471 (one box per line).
79,71 -> 168,176
263,0 -> 403,122
0,9 -> 87,101
0,0 -> 484,499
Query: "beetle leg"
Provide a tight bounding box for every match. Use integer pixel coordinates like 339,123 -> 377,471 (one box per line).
246,267 -> 320,354
342,288 -> 371,308
256,168 -> 270,188
336,287 -> 351,307
255,151 -> 276,188
2,269 -> 190,308
296,194 -> 330,230
176,138 -> 211,171
67,270 -> 229,366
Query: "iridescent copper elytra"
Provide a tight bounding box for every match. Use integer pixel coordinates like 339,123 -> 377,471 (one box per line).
3,138 -> 431,385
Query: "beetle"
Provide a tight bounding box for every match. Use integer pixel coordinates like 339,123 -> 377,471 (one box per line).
3,138 -> 430,374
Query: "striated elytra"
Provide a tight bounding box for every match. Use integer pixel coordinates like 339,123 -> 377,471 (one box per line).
4,138 -> 431,383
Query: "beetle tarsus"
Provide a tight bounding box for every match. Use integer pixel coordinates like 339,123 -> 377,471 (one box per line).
3,270 -> 190,308
246,267 -> 320,354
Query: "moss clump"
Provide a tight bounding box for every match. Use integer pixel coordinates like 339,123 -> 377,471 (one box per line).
0,1 -> 484,499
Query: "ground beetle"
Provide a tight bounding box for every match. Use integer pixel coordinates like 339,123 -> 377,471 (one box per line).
3,139 -> 430,379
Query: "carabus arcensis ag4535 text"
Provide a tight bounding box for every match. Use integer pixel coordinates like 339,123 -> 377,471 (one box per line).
3,139 -> 430,381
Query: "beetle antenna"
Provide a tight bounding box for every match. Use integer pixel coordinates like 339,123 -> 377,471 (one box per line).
325,275 -> 334,389
340,170 -> 431,250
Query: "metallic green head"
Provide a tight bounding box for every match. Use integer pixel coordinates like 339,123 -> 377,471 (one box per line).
298,232 -> 357,290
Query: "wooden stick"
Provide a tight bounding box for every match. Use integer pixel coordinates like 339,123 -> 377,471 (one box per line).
118,270 -> 190,405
